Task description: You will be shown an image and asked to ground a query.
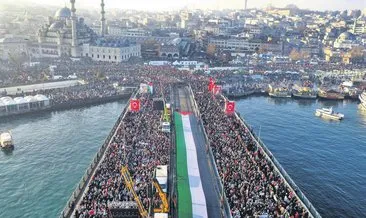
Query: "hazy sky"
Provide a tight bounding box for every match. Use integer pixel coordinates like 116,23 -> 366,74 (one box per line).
5,0 -> 366,11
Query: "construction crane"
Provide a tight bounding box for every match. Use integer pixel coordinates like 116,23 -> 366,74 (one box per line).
152,178 -> 169,213
120,166 -> 149,218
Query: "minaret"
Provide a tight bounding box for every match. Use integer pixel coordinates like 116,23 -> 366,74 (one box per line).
70,0 -> 79,57
100,0 -> 106,36
244,0 -> 248,10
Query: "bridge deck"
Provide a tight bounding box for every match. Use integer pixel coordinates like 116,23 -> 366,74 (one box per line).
173,84 -> 221,218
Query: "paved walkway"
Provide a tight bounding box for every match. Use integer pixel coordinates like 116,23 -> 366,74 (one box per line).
3,80 -> 80,95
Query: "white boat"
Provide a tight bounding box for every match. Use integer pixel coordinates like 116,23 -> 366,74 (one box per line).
315,107 -> 344,120
0,131 -> 13,149
359,91 -> 366,109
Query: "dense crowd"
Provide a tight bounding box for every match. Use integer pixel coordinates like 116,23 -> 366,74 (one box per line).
192,82 -> 309,218
39,82 -> 119,105
75,80 -> 171,218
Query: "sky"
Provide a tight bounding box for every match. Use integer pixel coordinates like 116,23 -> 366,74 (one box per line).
3,0 -> 366,11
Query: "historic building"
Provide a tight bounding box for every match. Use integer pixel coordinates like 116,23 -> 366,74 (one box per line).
27,0 -> 141,62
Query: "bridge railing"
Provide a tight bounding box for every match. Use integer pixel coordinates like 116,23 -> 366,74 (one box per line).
188,85 -> 232,218
59,94 -> 135,218
233,110 -> 322,218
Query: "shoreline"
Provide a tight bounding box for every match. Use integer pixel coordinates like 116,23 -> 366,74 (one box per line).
226,91 -> 361,101
0,93 -> 132,119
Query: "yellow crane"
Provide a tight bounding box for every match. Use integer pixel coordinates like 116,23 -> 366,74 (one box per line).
120,166 -> 148,218
152,178 -> 169,213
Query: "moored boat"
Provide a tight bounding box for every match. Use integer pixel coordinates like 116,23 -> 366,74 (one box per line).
268,85 -> 291,98
269,91 -> 292,98
315,107 -> 344,120
0,131 -> 14,149
292,87 -> 317,99
359,91 -> 366,109
318,88 -> 345,100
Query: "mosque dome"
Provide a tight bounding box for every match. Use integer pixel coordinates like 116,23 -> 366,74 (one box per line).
338,32 -> 356,41
55,7 -> 71,19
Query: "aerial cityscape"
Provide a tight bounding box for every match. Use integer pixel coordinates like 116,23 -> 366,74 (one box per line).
0,0 -> 365,218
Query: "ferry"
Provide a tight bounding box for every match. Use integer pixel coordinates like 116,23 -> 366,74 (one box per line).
359,91 -> 366,109
315,107 -> 344,120
0,131 -> 13,149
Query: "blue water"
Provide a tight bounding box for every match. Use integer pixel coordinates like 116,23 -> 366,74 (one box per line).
236,97 -> 366,218
1,98 -> 365,218
0,101 -> 126,218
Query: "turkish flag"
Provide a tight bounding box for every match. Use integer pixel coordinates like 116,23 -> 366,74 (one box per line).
225,101 -> 235,114
130,99 -> 140,111
208,77 -> 215,91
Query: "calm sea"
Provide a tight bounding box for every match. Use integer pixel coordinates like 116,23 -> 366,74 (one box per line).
1,98 -> 365,217
0,101 -> 127,218
236,97 -> 366,218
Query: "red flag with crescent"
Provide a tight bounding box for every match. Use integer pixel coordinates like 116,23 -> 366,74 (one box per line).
130,99 -> 140,111
225,101 -> 235,114
208,77 -> 215,91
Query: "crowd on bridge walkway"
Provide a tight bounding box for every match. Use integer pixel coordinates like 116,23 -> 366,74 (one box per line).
75,79 -> 171,218
191,82 -> 309,218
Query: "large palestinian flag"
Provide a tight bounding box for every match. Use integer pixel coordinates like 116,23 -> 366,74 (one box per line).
175,112 -> 208,218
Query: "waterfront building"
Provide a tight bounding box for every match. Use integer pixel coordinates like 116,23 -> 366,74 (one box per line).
82,40 -> 141,62
208,36 -> 283,55
0,95 -> 50,116
0,36 -> 29,60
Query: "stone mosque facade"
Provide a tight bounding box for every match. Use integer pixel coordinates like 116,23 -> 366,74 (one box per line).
27,0 -> 141,62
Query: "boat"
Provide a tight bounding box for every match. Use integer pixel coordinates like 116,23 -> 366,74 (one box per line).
0,131 -> 13,149
318,88 -> 345,100
315,107 -> 344,120
359,91 -> 366,109
268,85 -> 291,98
226,90 -> 255,98
269,91 -> 292,98
292,87 -> 317,99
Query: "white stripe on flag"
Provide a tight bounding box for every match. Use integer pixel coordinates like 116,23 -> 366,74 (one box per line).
182,115 -> 208,218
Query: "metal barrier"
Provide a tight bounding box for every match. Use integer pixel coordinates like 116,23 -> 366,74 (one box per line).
216,95 -> 322,218
234,113 -> 322,218
187,85 -> 232,218
59,94 -> 135,218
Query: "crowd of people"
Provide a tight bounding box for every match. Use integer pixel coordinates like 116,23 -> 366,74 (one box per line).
192,82 -> 309,218
75,79 -> 171,218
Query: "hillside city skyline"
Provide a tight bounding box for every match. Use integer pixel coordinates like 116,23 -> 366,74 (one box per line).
1,0 -> 365,11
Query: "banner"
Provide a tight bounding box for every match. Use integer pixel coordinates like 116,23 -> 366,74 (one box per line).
212,85 -> 222,95
175,112 -> 208,218
225,101 -> 235,114
130,99 -> 140,112
148,82 -> 153,94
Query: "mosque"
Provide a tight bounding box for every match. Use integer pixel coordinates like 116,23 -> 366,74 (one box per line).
27,0 -> 141,62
